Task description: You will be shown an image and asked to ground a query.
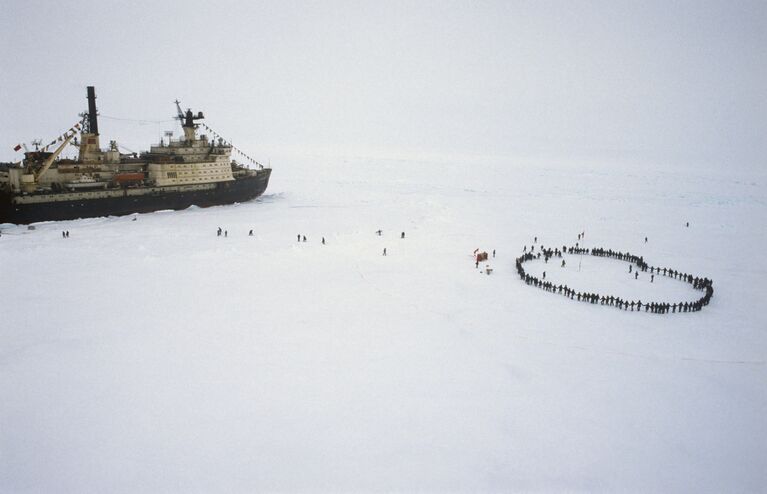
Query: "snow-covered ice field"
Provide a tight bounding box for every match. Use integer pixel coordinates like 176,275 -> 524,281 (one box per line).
1,154 -> 766,492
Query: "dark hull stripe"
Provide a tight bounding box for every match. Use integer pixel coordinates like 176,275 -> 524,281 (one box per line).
0,171 -> 271,225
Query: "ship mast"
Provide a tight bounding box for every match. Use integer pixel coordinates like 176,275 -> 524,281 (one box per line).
174,99 -> 204,142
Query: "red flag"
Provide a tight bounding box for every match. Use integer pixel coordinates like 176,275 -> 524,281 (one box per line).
13,144 -> 22,152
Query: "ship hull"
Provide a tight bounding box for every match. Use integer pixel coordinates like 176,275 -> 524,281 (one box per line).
0,169 -> 271,225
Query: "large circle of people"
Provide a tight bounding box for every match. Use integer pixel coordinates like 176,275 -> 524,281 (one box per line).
515,244 -> 714,314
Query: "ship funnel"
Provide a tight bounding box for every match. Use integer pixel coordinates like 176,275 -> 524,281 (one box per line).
86,86 -> 99,135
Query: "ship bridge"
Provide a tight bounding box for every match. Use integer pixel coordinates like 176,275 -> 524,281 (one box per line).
144,110 -> 235,186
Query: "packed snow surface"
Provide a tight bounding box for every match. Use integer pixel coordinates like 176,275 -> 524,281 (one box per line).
1,155 -> 766,492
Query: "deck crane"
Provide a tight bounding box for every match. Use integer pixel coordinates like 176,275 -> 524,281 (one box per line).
34,132 -> 78,182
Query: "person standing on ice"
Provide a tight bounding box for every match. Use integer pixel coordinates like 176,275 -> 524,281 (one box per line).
376,230 -> 382,236
635,272 -> 639,280
297,234 -> 300,242
629,265 -> 632,273
383,248 -> 387,256
543,271 -> 546,279
534,236 -> 537,243
224,230 -> 228,237
302,235 -> 307,242
322,237 -> 325,245
651,274 -> 654,282
401,232 -> 405,239
493,249 -> 496,258
249,230 -> 253,236
645,236 -> 648,243
561,259 -> 566,267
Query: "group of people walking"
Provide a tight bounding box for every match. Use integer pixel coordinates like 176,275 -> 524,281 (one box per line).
515,244 -> 714,314
215,229 -> 404,253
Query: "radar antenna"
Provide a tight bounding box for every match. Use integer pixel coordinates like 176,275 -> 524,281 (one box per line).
173,99 -> 204,129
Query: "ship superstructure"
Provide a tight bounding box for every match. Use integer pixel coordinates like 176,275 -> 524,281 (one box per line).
0,87 -> 271,224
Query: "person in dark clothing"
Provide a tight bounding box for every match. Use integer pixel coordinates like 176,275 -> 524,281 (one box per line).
62,231 -> 66,238
492,249 -> 496,258
302,235 -> 306,242
224,230 -> 228,237
383,248 -> 387,256
561,259 -> 565,267
645,237 -> 648,243
542,271 -> 546,279
635,272 -> 639,280
651,274 -> 654,282
376,230 -> 382,236
401,232 -> 405,239
297,234 -> 300,241
249,230 -> 253,236
322,237 -> 325,245
629,265 -> 632,273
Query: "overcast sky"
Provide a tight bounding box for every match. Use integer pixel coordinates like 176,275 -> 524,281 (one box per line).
1,0 -> 765,170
